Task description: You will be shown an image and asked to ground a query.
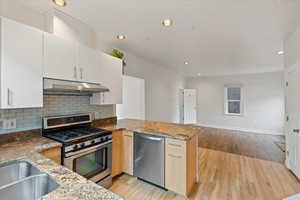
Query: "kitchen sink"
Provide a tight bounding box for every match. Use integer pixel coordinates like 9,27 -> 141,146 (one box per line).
0,160 -> 59,200
0,174 -> 59,200
0,160 -> 42,187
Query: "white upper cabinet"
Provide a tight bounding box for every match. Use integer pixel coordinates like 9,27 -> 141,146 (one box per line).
77,44 -> 102,83
91,53 -> 123,105
44,33 -> 77,81
0,17 -> 43,109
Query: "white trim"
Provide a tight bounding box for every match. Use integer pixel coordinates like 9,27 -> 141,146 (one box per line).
197,123 -> 284,135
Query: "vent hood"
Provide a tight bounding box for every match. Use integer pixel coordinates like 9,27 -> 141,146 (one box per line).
43,78 -> 109,96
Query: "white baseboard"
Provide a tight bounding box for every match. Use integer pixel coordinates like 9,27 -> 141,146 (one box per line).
197,123 -> 284,136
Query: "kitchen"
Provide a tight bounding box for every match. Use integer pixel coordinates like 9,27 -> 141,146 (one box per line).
0,7 -> 198,200
1,0 -> 300,200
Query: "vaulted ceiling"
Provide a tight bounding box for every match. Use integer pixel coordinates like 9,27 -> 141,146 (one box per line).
20,0 -> 300,76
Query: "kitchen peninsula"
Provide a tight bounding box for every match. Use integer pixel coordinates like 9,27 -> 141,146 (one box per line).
94,119 -> 200,197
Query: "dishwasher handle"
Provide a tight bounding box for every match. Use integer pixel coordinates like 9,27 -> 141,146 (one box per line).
135,133 -> 164,141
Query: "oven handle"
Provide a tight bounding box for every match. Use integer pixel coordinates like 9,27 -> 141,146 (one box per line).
65,140 -> 112,158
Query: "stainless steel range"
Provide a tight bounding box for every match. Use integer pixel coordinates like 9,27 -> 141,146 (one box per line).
42,113 -> 112,188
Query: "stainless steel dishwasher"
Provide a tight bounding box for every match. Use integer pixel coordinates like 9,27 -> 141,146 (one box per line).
134,132 -> 165,187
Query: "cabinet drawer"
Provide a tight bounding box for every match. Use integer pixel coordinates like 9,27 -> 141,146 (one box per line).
166,138 -> 186,156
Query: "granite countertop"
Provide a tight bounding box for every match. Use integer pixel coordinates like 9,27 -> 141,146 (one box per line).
95,119 -> 202,140
0,130 -> 122,200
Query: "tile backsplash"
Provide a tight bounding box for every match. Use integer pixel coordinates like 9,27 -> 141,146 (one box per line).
0,95 -> 115,134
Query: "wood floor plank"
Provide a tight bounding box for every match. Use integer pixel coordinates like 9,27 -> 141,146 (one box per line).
110,148 -> 300,200
197,127 -> 285,163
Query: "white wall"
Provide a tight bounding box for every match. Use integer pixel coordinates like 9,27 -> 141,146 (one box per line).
285,26 -> 300,69
46,9 -> 95,48
0,0 -> 46,31
185,71 -> 285,135
122,52 -> 184,123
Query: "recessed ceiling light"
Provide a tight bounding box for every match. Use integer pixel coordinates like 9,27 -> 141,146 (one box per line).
162,19 -> 173,27
197,73 -> 201,76
277,50 -> 284,55
184,61 -> 189,65
117,35 -> 126,40
52,0 -> 67,7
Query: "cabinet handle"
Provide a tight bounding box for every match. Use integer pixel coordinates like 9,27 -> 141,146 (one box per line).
74,66 -> 77,79
7,88 -> 12,106
102,93 -> 105,104
168,154 -> 182,159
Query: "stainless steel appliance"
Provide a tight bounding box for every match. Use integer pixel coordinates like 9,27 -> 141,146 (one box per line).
42,113 -> 113,188
43,78 -> 110,96
134,132 -> 165,188
0,160 -> 59,200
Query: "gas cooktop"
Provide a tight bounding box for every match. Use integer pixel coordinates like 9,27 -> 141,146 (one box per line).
44,127 -> 109,142
42,114 -> 111,143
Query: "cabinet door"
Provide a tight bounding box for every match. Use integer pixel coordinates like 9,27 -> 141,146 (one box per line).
122,131 -> 133,175
44,33 -> 77,81
165,138 -> 187,196
0,18 -> 43,108
90,53 -> 123,105
77,44 -> 102,83
112,130 -> 123,177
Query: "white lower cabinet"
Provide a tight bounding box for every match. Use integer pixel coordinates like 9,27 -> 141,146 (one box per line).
0,17 -> 43,108
90,53 -> 123,105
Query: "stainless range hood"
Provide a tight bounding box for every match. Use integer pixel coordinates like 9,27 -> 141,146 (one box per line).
43,78 -> 110,96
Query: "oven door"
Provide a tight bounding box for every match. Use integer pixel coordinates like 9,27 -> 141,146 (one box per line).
64,141 -> 112,183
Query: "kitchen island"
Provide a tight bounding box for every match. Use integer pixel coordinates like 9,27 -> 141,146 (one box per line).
0,130 -> 122,200
95,119 -> 200,197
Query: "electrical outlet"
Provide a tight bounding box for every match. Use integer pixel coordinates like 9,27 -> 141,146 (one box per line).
3,120 -> 10,129
94,112 -> 101,119
9,119 -> 16,129
2,119 -> 16,129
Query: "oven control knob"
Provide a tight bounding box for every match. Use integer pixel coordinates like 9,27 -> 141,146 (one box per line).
91,140 -> 95,144
80,143 -> 85,148
100,138 -> 104,142
73,144 -> 78,150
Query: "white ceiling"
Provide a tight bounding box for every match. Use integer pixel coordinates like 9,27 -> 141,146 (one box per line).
21,0 -> 300,76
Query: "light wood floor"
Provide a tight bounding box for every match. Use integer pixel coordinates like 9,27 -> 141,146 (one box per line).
197,127 -> 285,163
110,148 -> 300,200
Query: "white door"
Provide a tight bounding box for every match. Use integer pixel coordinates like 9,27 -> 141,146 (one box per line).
77,44 -> 101,83
183,89 -> 197,124
44,33 -> 77,81
116,76 -> 145,120
286,64 -> 300,178
0,18 -> 43,108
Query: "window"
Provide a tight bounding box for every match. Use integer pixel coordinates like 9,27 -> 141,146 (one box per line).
224,86 -> 243,115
